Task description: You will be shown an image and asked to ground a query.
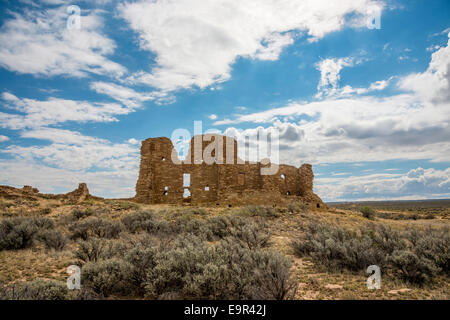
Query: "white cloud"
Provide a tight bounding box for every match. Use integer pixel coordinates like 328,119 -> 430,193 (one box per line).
2,128 -> 139,173
216,94 -> 450,165
0,135 -> 9,142
0,5 -> 125,78
208,114 -> 218,120
127,138 -> 140,145
0,92 -> 132,129
316,57 -> 354,97
119,0 -> 383,91
315,56 -> 387,98
316,167 -> 450,201
213,33 -> 450,169
399,33 -> 450,104
89,82 -> 166,108
334,78 -> 391,97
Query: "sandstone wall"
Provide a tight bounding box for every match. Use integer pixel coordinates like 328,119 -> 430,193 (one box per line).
135,134 -> 324,208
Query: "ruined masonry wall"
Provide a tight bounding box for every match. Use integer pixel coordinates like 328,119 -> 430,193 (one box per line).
135,135 -> 324,208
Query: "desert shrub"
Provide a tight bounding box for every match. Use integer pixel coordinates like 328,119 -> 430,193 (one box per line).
74,238 -> 125,265
30,217 -> 55,229
412,228 -> 450,275
206,216 -> 232,239
0,279 -> 69,300
364,223 -> 406,255
69,217 -> 122,240
388,250 -> 440,285
38,230 -> 68,250
175,217 -> 212,240
119,201 -> 139,210
360,206 -> 376,219
234,206 -> 279,218
125,245 -> 158,294
121,211 -> 156,233
144,235 -> 296,300
377,211 -> 435,220
40,207 -> 52,215
292,223 -> 386,271
144,236 -> 217,299
72,207 -> 93,220
230,220 -> 271,250
82,258 -> 133,297
0,217 -> 54,251
287,202 -> 309,213
292,221 -> 449,284
166,207 -> 207,217
249,249 -> 297,300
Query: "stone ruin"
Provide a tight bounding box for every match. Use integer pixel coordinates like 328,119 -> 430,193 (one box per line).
135,134 -> 324,208
0,183 -> 98,204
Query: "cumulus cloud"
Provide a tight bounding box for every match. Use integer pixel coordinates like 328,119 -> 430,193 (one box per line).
127,138 -> 140,145
0,5 -> 125,78
214,37 -> 450,167
399,32 -> 450,104
314,56 -> 389,98
316,167 -> 450,201
315,57 -> 354,97
0,135 -> 9,142
119,0 -> 382,91
0,92 -> 132,129
89,82 -> 171,108
2,128 -> 139,171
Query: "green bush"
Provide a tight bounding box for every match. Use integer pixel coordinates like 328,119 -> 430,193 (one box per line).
121,211 -> 156,233
0,279 -> 69,300
144,235 -> 296,300
234,206 -> 279,218
412,228 -> 450,275
0,217 -> 54,251
360,206 -> 376,219
69,217 -> 122,240
287,202 -> 309,213
72,207 -> 93,220
125,245 -> 158,295
292,223 -> 385,271
74,238 -> 125,265
292,221 -> 449,285
388,250 -> 440,285
38,230 -> 68,250
230,220 -> 271,250
82,258 -> 133,297
249,249 -> 297,300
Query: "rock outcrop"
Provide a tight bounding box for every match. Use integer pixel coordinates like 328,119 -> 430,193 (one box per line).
65,183 -> 91,203
0,183 -> 100,203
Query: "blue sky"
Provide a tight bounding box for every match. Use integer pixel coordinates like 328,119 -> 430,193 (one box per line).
0,0 -> 449,201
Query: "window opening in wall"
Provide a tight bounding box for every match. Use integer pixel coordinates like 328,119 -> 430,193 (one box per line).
163,186 -> 168,196
183,173 -> 191,187
162,157 -> 166,161
281,174 -> 286,180
205,186 -> 209,191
